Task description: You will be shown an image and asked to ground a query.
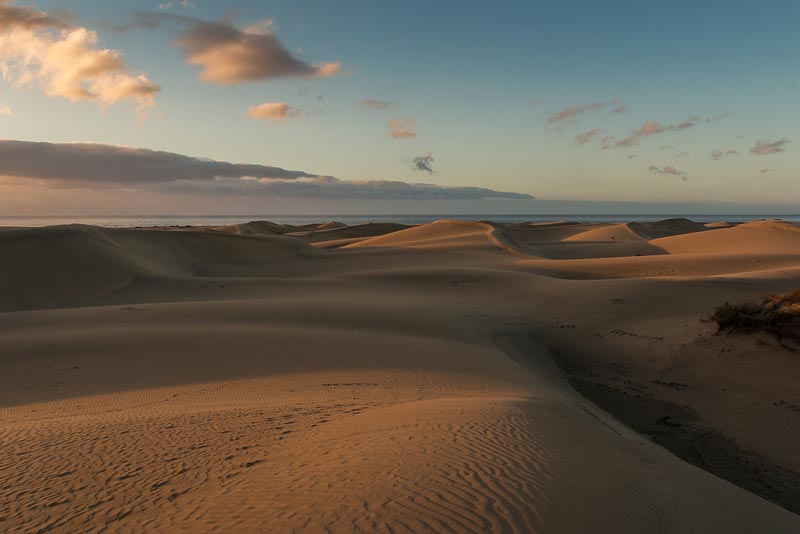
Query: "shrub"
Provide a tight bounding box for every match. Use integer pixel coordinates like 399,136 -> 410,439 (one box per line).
712,288 -> 800,340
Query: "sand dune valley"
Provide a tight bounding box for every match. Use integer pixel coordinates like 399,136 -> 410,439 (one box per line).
2,217 -> 800,533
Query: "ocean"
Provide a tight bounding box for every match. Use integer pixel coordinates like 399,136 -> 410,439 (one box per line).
1,214 -> 799,228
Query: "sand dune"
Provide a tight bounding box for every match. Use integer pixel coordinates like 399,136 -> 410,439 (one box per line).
2,218 -> 800,532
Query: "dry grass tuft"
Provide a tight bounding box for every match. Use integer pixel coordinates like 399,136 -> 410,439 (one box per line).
712,289 -> 800,340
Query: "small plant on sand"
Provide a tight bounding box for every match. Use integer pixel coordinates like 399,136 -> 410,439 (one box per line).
712,288 -> 800,340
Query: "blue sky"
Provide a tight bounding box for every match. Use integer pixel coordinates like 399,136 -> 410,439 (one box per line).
0,0 -> 797,214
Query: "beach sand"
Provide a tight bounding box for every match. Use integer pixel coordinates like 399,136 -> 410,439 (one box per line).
1,218 -> 800,533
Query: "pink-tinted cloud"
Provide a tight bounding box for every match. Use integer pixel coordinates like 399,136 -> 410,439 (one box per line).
0,104 -> 12,116
616,116 -> 703,148
121,12 -> 340,84
0,3 -> 159,114
750,139 -> 790,156
247,102 -> 302,121
574,128 -> 602,145
388,118 -> 416,139
600,136 -> 615,150
649,165 -> 688,181
547,101 -> 605,124
360,98 -> 394,110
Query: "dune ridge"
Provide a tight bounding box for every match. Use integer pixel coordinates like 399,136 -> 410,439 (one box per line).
2,218 -> 800,532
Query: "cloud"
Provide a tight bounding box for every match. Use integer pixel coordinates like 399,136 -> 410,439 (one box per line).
616,116 -> 702,148
0,104 -> 11,116
121,12 -> 340,84
0,2 -> 159,114
528,98 -> 540,107
676,151 -> 689,157
759,168 -> 776,174
158,0 -> 195,9
0,139 -> 316,184
660,145 -> 674,150
247,102 -> 302,121
711,149 -> 738,161
160,176 -> 532,200
623,154 -> 635,159
0,139 -> 532,200
600,136 -> 615,150
574,128 -> 602,145
649,165 -> 688,181
411,152 -> 434,174
0,1 -> 73,30
612,106 -> 627,114
750,138 -> 790,156
705,112 -> 731,123
360,98 -> 394,110
547,101 -> 605,125
388,118 -> 415,139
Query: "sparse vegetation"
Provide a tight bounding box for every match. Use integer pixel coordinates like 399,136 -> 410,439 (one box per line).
712,288 -> 800,340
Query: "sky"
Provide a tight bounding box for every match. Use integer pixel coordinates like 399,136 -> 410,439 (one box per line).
0,0 -> 798,215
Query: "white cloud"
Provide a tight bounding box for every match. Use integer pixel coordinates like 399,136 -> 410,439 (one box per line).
0,2 -> 159,115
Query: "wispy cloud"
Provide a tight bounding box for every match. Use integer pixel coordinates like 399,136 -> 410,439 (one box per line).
360,98 -> 394,110
411,152 -> 434,174
574,128 -> 602,145
612,106 -> 627,114
750,138 -> 790,156
158,0 -> 195,9
649,165 -> 688,181
759,168 -> 776,174
711,149 -> 738,160
247,102 -> 302,122
0,1 -> 159,114
616,116 -> 702,147
547,101 -> 605,125
0,139 -> 533,200
117,12 -> 340,84
388,118 -> 415,139
705,112 -> 731,123
0,104 -> 12,116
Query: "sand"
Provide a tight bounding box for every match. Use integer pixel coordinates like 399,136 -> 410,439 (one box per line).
1,218 -> 800,533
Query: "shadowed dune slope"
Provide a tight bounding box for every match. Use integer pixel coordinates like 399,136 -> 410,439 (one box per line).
0,225 -> 317,311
